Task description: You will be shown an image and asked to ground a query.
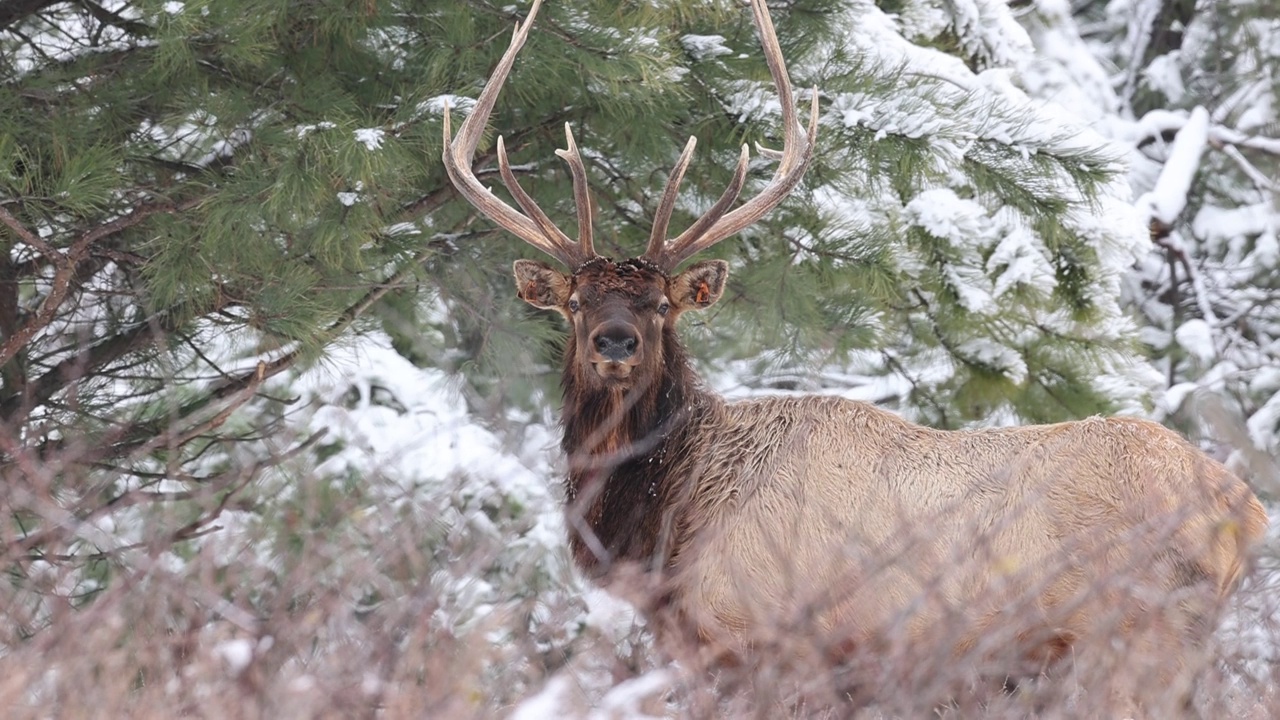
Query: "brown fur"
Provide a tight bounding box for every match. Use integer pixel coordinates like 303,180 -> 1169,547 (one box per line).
516,256 -> 1270,714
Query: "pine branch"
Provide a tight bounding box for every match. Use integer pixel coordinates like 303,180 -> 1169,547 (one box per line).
18,233 -> 451,465
0,197 -> 205,369
0,0 -> 62,32
78,357 -> 269,465
0,205 -> 61,262
4,428 -> 326,567
76,0 -> 150,37
0,301 -> 201,424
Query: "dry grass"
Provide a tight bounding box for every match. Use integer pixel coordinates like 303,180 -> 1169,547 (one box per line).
2,427 -> 1277,719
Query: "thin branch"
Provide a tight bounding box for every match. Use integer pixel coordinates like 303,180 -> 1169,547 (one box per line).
77,0 -> 151,37
0,197 -> 204,368
0,204 -> 65,267
95,359 -> 269,463
1153,231 -> 1219,326
1220,144 -> 1277,193
1211,126 -> 1280,157
0,0 -> 63,32
170,231 -> 456,421
0,301 -> 202,423
4,427 -> 326,562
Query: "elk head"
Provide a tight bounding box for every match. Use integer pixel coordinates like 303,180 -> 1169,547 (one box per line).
442,0 -> 817,393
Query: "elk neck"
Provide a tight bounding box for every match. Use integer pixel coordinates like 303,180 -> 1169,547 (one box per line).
558,323 -> 718,576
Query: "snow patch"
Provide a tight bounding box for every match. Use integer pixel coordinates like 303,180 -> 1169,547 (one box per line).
424,94 -> 476,115
511,675 -> 576,720
212,639 -> 254,675
1136,106 -> 1209,225
354,128 -> 385,151
680,34 -> 732,61
1142,52 -> 1185,104
295,121 -> 337,138
1246,394 -> 1280,455
987,226 -> 1058,297
1174,319 -> 1216,363
958,339 -> 1028,384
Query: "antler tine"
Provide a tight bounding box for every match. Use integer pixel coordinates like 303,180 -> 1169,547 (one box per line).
554,123 -> 596,260
496,135 -> 575,250
645,136 -> 698,259
441,0 -> 589,268
659,143 -> 751,265
645,0 -> 819,272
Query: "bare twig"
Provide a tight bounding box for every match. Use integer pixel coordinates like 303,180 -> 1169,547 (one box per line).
0,205 -> 65,267
0,197 -> 205,368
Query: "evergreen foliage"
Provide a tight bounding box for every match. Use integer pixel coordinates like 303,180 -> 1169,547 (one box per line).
0,0 -> 1158,608
1021,0 -> 1280,479
2,0 -> 1274,714
0,0 -> 1158,569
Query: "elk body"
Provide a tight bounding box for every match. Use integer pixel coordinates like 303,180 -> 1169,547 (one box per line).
443,0 -> 1269,713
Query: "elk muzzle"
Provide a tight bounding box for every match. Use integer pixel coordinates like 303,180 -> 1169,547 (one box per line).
588,322 -> 641,379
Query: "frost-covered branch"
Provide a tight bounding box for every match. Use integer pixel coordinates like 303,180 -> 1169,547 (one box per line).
1137,106 -> 1209,229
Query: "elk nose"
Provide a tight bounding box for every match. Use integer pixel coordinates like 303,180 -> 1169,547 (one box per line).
593,325 -> 638,361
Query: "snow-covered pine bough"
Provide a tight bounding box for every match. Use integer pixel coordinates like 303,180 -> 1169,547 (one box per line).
442,0 -> 1268,714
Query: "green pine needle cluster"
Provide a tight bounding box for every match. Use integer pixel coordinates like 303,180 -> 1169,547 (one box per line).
0,0 -> 1153,445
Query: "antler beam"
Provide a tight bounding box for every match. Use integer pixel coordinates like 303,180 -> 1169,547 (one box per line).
441,0 -> 596,269
643,0 -> 820,272
443,0 -> 818,274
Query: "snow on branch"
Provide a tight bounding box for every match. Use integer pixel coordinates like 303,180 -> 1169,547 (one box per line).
1138,106 -> 1209,227
1131,108 -> 1280,157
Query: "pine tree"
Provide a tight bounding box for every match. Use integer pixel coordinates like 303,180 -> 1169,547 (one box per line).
0,0 -> 1155,567
0,0 -> 1192,712
425,0 -> 1157,430
1019,0 -> 1279,482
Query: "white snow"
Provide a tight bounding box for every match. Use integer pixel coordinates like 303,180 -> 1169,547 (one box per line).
680,34 -> 732,61
904,189 -> 993,247
1137,106 -> 1210,226
337,181 -> 364,207
509,669 -> 673,720
354,128 -> 386,151
1142,52 -> 1186,104
1159,381 -> 1200,415
594,670 -> 674,718
1118,0 -> 1165,105
1174,318 -> 1216,363
289,332 -> 562,551
295,121 -> 337,138
1246,395 -> 1280,458
510,675 -> 576,720
212,639 -> 254,675
1193,203 -> 1274,252
946,0 -> 1034,69
163,2 -> 185,15
987,226 -> 1058,298
425,94 -> 476,117
958,338 -> 1029,384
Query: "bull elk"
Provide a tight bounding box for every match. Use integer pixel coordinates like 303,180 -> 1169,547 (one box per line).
443,0 -> 1268,713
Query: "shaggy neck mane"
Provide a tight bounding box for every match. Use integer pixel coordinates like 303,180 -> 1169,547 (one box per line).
560,324 -> 714,577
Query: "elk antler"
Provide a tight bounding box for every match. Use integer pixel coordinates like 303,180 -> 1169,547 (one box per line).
443,0 -> 817,274
442,0 -> 596,268
643,0 -> 820,272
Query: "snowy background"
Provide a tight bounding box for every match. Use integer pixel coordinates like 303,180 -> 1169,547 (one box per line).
1,0 -> 1278,717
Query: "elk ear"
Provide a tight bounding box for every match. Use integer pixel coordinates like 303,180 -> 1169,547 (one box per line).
513,259 -> 570,310
671,260 -> 728,312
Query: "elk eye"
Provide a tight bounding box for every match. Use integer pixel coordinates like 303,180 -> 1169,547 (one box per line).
568,299 -> 580,313
657,302 -> 670,316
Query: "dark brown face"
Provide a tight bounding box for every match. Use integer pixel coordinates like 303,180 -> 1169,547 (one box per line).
513,257 -> 729,389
